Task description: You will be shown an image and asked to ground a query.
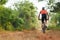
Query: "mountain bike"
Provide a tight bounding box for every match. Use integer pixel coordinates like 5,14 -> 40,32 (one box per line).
38,16 -> 48,33
42,21 -> 47,33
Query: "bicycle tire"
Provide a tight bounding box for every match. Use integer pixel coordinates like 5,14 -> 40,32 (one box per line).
42,24 -> 47,33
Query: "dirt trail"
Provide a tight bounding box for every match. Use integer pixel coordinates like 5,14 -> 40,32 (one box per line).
0,30 -> 60,40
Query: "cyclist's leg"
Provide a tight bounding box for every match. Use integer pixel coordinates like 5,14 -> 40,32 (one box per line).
44,14 -> 47,28
41,18 -> 44,28
41,19 -> 46,33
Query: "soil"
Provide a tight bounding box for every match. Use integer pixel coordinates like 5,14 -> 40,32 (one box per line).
0,30 -> 60,40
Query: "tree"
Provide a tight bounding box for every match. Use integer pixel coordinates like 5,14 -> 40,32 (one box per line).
53,2 -> 60,12
48,0 -> 60,26
0,0 -> 7,5
0,5 -> 14,30
38,0 -> 43,2
15,1 -> 37,30
53,2 -> 60,26
0,5 -> 22,31
0,0 -> 37,31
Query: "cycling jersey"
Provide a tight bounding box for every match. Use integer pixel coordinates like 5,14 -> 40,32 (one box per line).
40,10 -> 48,14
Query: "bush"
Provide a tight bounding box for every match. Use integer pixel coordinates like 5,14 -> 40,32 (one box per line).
47,25 -> 60,31
0,1 -> 37,31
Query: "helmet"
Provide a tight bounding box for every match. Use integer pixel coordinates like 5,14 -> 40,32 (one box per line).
42,7 -> 45,10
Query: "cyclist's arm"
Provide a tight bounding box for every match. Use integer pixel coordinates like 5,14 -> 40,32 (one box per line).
38,12 -> 41,20
47,13 -> 49,20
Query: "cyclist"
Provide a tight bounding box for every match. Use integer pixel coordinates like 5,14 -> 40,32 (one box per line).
38,7 -> 49,33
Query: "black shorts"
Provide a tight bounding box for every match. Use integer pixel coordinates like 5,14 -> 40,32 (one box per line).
41,14 -> 47,23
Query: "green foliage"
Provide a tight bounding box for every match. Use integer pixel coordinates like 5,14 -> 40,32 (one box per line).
51,2 -> 60,25
0,5 -> 21,31
0,0 -> 7,5
53,2 -> 60,12
0,1 -> 37,31
0,5 -> 14,31
15,1 -> 37,30
47,26 -> 60,31
48,2 -> 60,30
38,0 -> 43,2
48,0 -> 55,5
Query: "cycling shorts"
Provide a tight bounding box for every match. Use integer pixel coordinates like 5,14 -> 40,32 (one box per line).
41,14 -> 47,23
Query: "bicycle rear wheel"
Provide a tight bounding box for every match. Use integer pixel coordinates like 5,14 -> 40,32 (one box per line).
42,25 -> 47,33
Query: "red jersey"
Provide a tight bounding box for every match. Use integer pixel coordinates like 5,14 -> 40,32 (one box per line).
40,10 -> 48,14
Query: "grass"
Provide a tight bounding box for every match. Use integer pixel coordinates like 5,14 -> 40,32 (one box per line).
47,26 -> 60,31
